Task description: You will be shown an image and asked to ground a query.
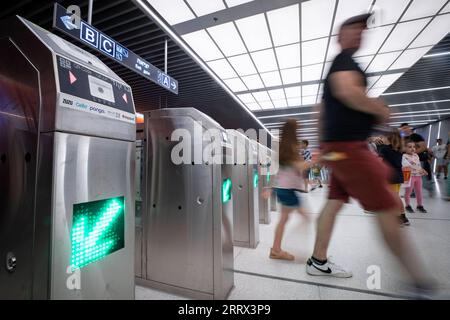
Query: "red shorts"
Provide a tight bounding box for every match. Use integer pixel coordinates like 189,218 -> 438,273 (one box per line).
321,141 -> 400,212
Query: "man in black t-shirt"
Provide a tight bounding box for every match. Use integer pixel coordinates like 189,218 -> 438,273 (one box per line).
307,13 -> 432,295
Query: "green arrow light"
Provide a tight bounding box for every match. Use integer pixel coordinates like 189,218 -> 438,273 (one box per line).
70,197 -> 125,270
222,178 -> 232,203
253,170 -> 259,188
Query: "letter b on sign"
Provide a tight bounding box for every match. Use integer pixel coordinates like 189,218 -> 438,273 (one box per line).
366,265 -> 381,290
80,21 -> 98,48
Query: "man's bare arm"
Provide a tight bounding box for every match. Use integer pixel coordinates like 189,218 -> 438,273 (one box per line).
329,71 -> 389,123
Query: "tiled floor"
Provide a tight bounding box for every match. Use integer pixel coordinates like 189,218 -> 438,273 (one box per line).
136,179 -> 450,300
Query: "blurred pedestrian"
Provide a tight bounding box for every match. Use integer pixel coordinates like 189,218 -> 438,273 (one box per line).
306,13 -> 433,297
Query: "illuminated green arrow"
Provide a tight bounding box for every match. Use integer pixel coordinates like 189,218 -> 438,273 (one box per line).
222,178 -> 232,203
70,197 -> 125,270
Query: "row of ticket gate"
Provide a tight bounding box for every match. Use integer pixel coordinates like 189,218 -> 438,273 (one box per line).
0,16 -> 277,300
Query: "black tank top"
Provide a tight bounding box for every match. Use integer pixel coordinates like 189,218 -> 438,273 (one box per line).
321,49 -> 376,142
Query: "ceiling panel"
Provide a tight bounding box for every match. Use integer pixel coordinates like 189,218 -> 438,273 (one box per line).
235,13 -> 272,51
182,30 -> 223,61
380,18 -> 431,53
302,38 -> 328,65
186,0 -> 226,17
267,4 -> 299,46
301,0 -> 336,41
401,0 -> 448,21
280,67 -> 301,84
147,0 -> 195,25
275,43 -> 301,69
372,0 -> 410,25
207,22 -> 247,56
411,14 -> 450,47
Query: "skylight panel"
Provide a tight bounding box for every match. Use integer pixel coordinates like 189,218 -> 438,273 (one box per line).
268,89 -> 286,101
259,101 -> 275,109
287,97 -> 302,107
241,74 -> 265,89
182,30 -> 224,61
301,96 -> 317,105
226,0 -> 254,8
147,0 -> 195,25
367,76 -> 381,89
302,84 -> 319,96
401,0 -> 447,21
251,49 -> 278,73
260,71 -> 283,87
253,91 -> 270,102
302,64 -> 322,81
411,15 -> 450,47
187,0 -> 226,17
285,86 -> 301,98
380,18 -> 431,53
207,59 -> 237,79
357,25 -> 394,56
389,46 -> 431,69
228,54 -> 257,76
224,78 -> 248,92
273,99 -> 288,108
246,102 -> 261,111
238,93 -> 256,104
275,44 -> 301,69
371,73 -> 403,89
302,38 -> 328,65
366,51 -> 401,73
372,0 -> 410,25
235,13 -> 272,51
267,4 -> 300,46
207,22 -> 247,56
302,0 -> 336,41
280,67 -> 301,84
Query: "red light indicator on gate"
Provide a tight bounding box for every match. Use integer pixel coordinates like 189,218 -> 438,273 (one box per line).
69,71 -> 77,84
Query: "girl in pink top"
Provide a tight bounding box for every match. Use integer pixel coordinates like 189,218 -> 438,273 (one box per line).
402,141 -> 428,213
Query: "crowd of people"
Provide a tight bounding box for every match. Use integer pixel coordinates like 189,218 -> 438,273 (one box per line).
263,12 -> 449,299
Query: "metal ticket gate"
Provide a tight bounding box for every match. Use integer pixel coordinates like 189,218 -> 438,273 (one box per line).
137,108 -> 234,300
258,144 -> 271,224
0,17 -> 136,299
269,150 -> 278,212
227,130 -> 259,248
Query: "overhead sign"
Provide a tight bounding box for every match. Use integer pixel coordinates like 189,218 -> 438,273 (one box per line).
53,3 -> 178,94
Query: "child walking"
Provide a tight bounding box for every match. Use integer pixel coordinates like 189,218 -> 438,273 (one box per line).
402,141 -> 428,213
268,119 -> 312,261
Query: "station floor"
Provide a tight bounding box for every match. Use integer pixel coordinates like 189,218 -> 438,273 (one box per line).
136,179 -> 450,300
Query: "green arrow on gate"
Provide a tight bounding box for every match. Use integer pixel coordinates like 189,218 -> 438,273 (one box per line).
70,197 -> 125,270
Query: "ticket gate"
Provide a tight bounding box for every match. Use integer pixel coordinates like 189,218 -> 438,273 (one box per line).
269,150 -> 279,212
227,130 -> 259,248
258,144 -> 271,224
135,139 -> 144,279
0,17 -> 136,299
137,108 -> 234,300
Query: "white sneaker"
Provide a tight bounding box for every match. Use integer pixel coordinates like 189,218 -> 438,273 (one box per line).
306,257 -> 353,278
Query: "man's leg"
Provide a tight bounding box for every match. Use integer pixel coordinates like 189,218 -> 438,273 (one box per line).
376,209 -> 430,287
311,199 -> 344,260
